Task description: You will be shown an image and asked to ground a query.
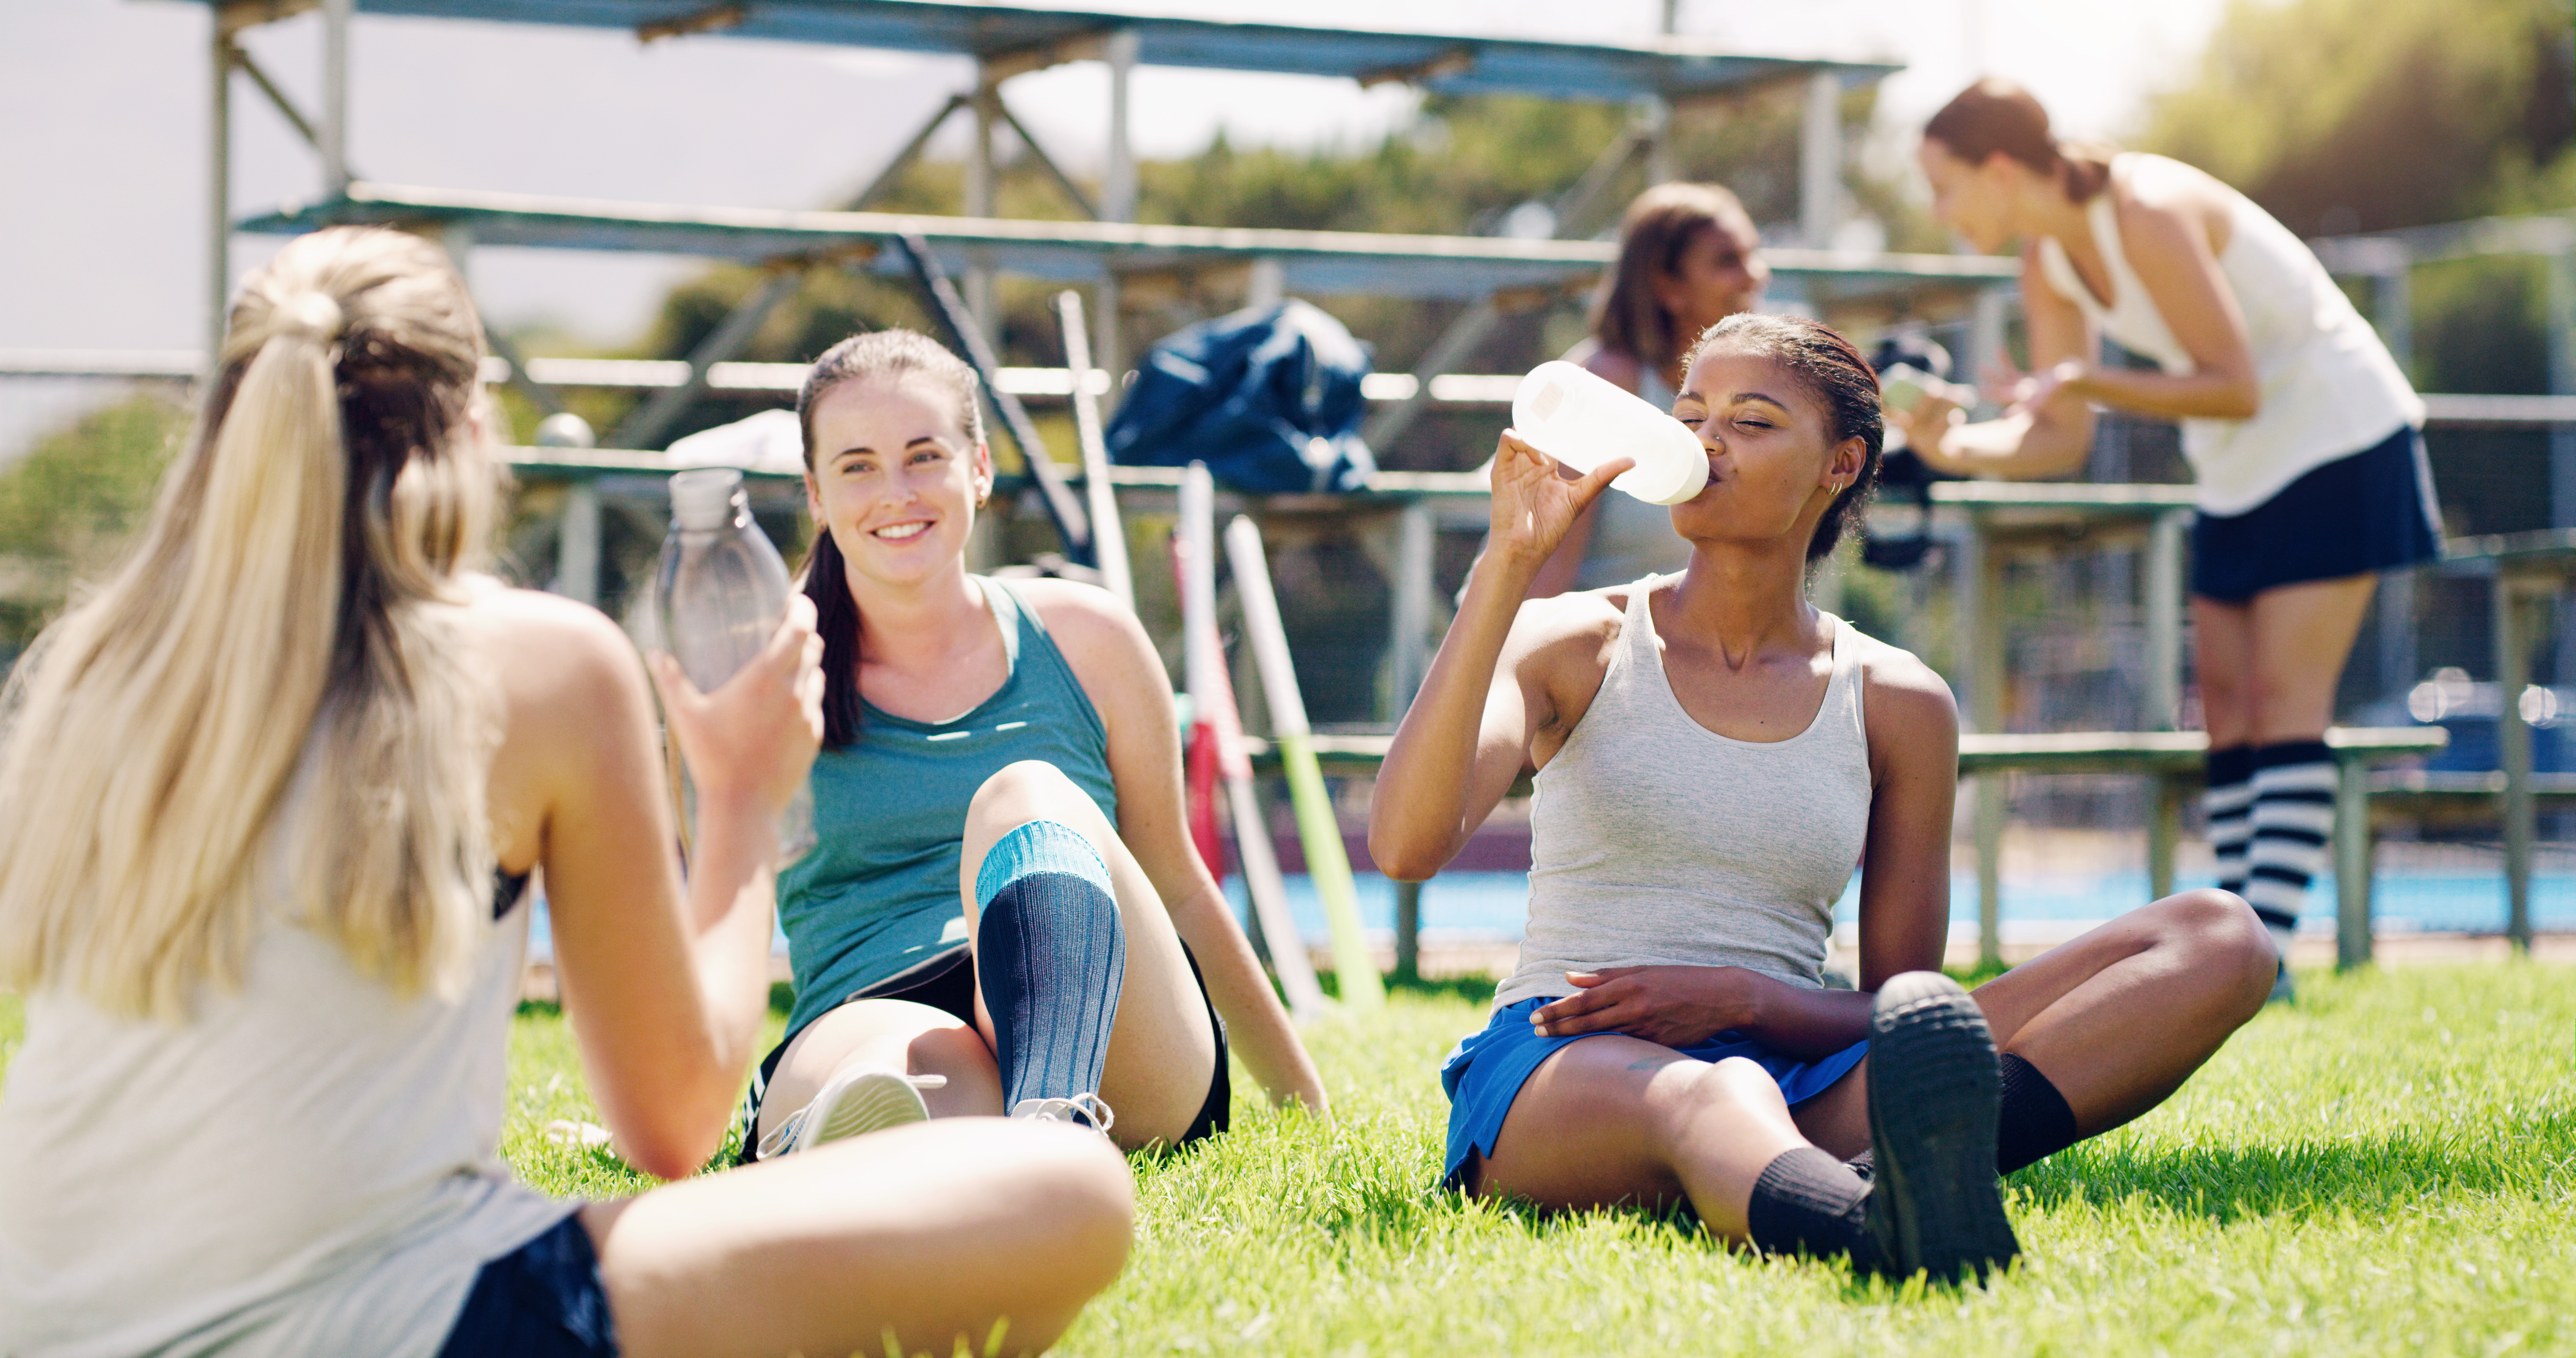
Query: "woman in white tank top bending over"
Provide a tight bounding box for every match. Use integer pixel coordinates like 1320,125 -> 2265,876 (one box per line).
1893,80 -> 2442,1001
0,228 -> 1128,1358
1373,314 -> 2275,1283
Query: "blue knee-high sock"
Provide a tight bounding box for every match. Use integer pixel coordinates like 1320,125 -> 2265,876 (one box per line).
975,820 -> 1124,1124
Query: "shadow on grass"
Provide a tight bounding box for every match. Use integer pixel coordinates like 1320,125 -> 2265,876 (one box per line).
2013,1112 -> 2576,1223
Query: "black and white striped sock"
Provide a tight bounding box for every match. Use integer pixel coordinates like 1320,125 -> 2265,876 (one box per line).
2244,741 -> 2335,961
2203,745 -> 2257,895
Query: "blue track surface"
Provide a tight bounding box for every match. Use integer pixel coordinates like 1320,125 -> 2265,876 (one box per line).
528,868 -> 2568,962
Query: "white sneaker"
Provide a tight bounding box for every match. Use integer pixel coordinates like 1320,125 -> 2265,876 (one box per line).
1009,1092 -> 1115,1134
758,1066 -> 946,1158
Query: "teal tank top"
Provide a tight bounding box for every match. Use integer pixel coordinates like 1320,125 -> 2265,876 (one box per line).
779,576 -> 1119,1040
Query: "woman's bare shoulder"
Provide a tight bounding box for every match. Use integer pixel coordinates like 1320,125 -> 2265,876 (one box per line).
456,579 -> 646,714
1009,576 -> 1155,661
1841,623 -> 1958,734
1515,584 -> 1629,678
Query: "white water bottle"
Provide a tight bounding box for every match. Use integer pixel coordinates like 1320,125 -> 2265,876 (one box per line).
1509,360 -> 1710,505
656,467 -> 816,864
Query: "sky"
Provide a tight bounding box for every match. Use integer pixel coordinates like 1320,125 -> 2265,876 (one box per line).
0,0 -> 2231,353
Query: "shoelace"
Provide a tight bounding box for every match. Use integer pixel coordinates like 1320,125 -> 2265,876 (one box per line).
1009,1092 -> 1116,1134
755,1071 -> 948,1159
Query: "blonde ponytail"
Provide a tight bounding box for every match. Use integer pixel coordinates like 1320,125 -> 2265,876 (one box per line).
0,227 -> 499,1018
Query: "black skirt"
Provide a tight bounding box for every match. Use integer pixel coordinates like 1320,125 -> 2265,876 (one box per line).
2191,424 -> 2443,603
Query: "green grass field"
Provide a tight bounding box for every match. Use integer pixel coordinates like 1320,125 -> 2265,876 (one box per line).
3,964 -> 2570,1355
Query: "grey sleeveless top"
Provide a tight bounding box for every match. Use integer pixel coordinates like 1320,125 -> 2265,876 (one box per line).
1495,577 -> 1871,1007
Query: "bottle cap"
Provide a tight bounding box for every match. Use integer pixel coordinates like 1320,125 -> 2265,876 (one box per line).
669,467 -> 744,531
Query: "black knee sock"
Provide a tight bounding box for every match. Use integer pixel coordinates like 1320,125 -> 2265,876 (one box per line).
1996,1053 -> 2080,1174
1746,1147 -> 1878,1266
975,820 -> 1125,1125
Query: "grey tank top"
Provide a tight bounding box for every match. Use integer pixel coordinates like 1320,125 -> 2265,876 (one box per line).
1495,577 -> 1872,1008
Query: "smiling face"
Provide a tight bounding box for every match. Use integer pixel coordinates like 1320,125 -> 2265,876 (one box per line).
1918,137 -> 2018,255
1653,218 -> 1770,343
1667,342 -> 1867,557
803,372 -> 993,593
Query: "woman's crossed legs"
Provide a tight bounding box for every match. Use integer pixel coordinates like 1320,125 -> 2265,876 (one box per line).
584,1118 -> 1130,1358
1473,890 -> 2275,1240
760,760 -> 1219,1153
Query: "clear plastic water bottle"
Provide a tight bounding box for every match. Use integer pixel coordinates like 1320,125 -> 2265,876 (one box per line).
1510,360 -> 1711,505
656,467 -> 816,864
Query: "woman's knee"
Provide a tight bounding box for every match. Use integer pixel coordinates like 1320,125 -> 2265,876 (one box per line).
968,761 -> 1109,841
2151,888 -> 2276,1002
1645,1056 -> 1786,1136
990,1124 -> 1135,1293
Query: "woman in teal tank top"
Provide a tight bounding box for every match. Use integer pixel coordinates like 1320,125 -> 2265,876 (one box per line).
746,330 -> 1325,1159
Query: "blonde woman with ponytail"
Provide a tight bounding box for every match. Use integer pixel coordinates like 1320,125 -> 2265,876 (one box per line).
0,227 -> 1130,1358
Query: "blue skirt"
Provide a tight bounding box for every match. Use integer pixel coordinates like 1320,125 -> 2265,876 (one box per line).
2192,423 -> 2442,603
1439,998 -> 1870,1188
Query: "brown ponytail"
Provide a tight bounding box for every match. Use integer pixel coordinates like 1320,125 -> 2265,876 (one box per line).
1924,78 -> 2114,204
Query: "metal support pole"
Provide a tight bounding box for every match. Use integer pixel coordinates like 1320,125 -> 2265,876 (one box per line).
2546,250 -> 2576,687
1639,94 -> 1675,188
610,268 -> 800,451
844,93 -> 968,211
208,25 -> 233,364
2378,571 -> 2417,703
1095,29 -> 1138,391
2334,746 -> 2374,969
2495,571 -> 2536,954
1246,257 -> 1285,310
2148,776 -> 2182,902
1799,70 -> 1842,248
321,0 -> 353,196
964,66 -> 998,341
2146,507 -> 2188,730
557,480 -> 601,607
993,97 -> 1101,221
1964,516 -> 2006,969
2374,265 -> 2413,378
1388,502 -> 1434,711
1394,879 -> 1421,980
1361,301 -> 1498,451
895,235 -> 1092,561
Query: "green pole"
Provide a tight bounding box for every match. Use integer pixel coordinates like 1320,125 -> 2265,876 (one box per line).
1224,515 -> 1385,1007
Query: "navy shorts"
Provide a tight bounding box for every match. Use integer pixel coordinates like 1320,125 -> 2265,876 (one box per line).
737,943 -> 1231,1164
1439,997 -> 1869,1189
436,1212 -> 618,1358
2192,424 -> 2442,603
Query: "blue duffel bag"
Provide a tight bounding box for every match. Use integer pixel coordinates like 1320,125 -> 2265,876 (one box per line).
1104,299 -> 1378,494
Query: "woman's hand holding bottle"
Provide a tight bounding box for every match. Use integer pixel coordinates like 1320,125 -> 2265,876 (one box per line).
1484,429 -> 1632,582
649,593 -> 825,825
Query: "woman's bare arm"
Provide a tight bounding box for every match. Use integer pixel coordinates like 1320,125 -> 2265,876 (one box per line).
1852,646 -> 1960,989
1372,431 -> 1629,878
482,588 -> 820,1179
1896,248 -> 2098,480
1030,582 -> 1327,1112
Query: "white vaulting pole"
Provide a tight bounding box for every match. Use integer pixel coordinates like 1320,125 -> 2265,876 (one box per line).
1057,290 -> 1132,609
1180,466 -> 1326,1021
1225,514 -> 1384,1007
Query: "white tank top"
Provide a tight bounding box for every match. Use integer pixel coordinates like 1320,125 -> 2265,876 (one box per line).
1496,579 -> 1871,1009
0,786 -> 570,1355
2035,153 -> 2423,516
